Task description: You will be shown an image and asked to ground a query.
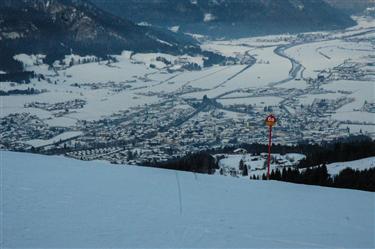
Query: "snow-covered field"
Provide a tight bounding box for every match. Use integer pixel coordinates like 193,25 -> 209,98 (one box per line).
25,131 -> 82,148
324,80 -> 375,124
285,39 -> 371,79
218,96 -> 283,107
2,151 -> 374,248
327,156 -> 375,175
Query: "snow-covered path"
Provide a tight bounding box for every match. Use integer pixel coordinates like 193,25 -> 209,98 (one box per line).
2,151 -> 374,248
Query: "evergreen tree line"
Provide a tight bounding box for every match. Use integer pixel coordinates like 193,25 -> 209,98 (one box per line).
149,152 -> 218,174
148,136 -> 374,191
0,71 -> 34,83
204,135 -> 374,169
0,87 -> 41,96
297,138 -> 375,168
252,165 -> 375,192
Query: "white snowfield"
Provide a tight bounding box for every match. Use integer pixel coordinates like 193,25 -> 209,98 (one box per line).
25,131 -> 82,148
2,151 -> 374,248
327,156 -> 375,175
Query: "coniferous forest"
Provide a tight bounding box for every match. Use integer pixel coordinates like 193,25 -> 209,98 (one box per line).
152,136 -> 375,192
253,165 -> 375,192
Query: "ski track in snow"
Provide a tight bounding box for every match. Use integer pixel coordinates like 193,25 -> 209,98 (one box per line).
2,151 -> 374,248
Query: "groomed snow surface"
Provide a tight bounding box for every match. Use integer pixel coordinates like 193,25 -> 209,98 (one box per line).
2,151 -> 374,248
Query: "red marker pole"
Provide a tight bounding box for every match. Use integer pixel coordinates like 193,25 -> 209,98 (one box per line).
265,114 -> 276,180
267,125 -> 272,180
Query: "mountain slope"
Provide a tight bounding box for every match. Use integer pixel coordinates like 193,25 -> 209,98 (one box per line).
0,0 -> 200,72
3,151 -> 374,248
91,0 -> 356,38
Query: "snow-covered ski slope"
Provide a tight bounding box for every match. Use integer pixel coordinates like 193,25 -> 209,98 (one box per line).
2,151 -> 374,248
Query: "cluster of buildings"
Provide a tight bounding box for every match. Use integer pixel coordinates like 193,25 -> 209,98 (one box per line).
215,152 -> 306,178
330,61 -> 372,81
361,101 -> 375,113
1,30 -> 373,164
0,71 -> 362,165
0,85 -> 353,165
24,99 -> 86,111
0,113 -> 67,151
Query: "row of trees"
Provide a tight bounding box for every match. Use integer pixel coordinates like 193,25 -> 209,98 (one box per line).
205,135 -> 375,167
150,152 -> 218,174
0,87 -> 41,96
297,138 -> 375,168
253,165 -> 375,192
0,71 -> 34,83
148,136 -> 374,191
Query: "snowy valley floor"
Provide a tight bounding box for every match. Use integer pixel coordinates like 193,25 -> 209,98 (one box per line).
1,151 -> 375,248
